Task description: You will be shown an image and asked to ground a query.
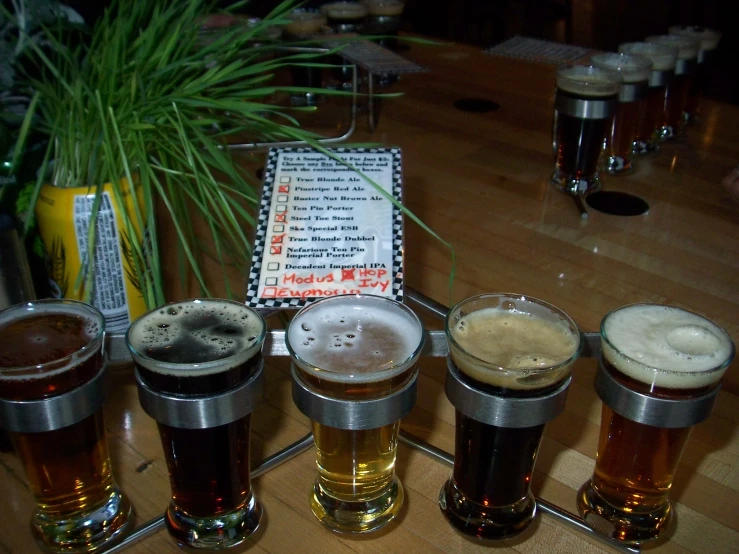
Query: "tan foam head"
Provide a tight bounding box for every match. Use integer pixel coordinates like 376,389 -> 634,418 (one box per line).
646,35 -> 700,60
591,52 -> 652,83
284,12 -> 327,36
618,42 -> 678,71
669,26 -> 721,51
321,2 -> 368,20
362,0 -> 404,16
556,65 -> 622,97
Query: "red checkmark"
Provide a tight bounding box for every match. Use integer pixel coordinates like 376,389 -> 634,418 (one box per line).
272,234 -> 285,244
278,185 -> 289,193
270,245 -> 282,255
275,213 -> 286,222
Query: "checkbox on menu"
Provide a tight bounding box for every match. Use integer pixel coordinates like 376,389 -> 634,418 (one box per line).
275,213 -> 286,222
273,224 -> 284,233
267,262 -> 279,271
265,277 -> 278,286
272,234 -> 284,244
276,205 -> 287,213
270,245 -> 282,255
279,176 -> 291,183
278,185 -> 289,193
277,194 -> 288,202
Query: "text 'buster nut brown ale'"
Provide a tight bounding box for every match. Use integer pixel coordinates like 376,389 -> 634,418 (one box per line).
646,35 -> 700,140
439,294 -> 582,540
669,26 -> 722,124
577,304 -> 734,544
0,300 -> 131,553
126,299 -> 266,549
286,294 -> 425,533
618,42 -> 678,154
551,65 -> 621,196
591,53 -> 653,175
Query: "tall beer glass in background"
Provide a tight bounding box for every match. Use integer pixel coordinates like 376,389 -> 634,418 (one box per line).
645,35 -> 700,139
551,65 -> 621,196
281,11 -> 328,106
0,300 -> 131,553
618,42 -> 678,154
127,299 -> 266,549
361,0 -> 405,50
439,294 -> 582,540
578,304 -> 734,544
286,294 -> 425,533
669,26 -> 722,124
322,2 -> 368,88
591,53 -> 653,174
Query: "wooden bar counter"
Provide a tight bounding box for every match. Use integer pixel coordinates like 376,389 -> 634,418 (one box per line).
1,39 -> 737,553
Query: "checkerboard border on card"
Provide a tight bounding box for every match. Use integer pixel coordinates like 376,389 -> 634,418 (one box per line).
246,147 -> 405,309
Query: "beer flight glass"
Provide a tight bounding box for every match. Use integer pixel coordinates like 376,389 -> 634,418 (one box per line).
591,53 -> 653,174
578,304 -> 735,544
618,42 -> 678,154
362,0 -> 405,51
322,2 -> 368,88
0,300 -> 132,553
282,11 -> 328,106
551,65 -> 621,196
286,294 -> 425,533
439,293 -> 582,540
126,299 -> 266,549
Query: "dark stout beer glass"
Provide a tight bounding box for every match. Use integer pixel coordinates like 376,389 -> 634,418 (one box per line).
551,65 -> 621,196
591,53 -> 653,174
439,294 -> 582,540
322,2 -> 368,88
0,300 -> 131,553
669,26 -> 722,124
361,0 -> 405,50
618,42 -> 678,154
286,294 -> 425,533
578,304 -> 734,544
127,299 -> 266,549
646,35 -> 700,139
282,11 -> 328,106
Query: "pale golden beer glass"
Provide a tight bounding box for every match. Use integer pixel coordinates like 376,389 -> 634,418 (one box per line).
286,294 -> 425,533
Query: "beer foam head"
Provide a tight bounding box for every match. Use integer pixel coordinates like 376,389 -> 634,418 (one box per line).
362,0 -> 404,16
591,53 -> 652,83
284,12 -> 327,36
602,304 -> 734,389
618,42 -> 678,71
556,65 -> 622,97
126,300 -> 265,377
446,294 -> 581,390
321,2 -> 368,20
646,35 -> 700,61
287,295 -> 424,383
0,300 -> 103,379
669,26 -> 721,51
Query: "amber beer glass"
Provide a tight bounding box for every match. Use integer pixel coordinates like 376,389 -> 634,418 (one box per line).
126,299 -> 266,549
618,42 -> 678,154
551,65 -> 621,196
669,26 -> 722,124
439,294 -> 582,540
286,294 -> 425,533
578,304 -> 735,544
646,35 -> 700,139
591,53 -> 652,174
0,300 -> 131,553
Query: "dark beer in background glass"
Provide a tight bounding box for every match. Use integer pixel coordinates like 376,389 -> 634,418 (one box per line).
668,26 -> 722,124
281,11 -> 328,105
577,304 -> 734,544
322,2 -> 368,87
646,35 -> 700,139
618,42 -> 678,154
439,294 -> 581,540
361,0 -> 405,50
0,300 -> 131,553
591,53 -> 653,174
127,299 -> 266,549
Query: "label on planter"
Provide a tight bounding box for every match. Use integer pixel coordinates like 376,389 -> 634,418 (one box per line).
246,147 -> 403,309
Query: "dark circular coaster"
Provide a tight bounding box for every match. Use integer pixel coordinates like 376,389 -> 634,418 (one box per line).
586,191 -> 650,216
453,98 -> 500,113
255,167 -> 264,180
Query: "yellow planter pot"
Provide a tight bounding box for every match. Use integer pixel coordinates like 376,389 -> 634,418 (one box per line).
35,180 -> 147,333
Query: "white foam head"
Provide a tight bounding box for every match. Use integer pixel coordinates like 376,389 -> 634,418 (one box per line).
556,65 -> 622,97
618,42 -> 678,71
602,304 -> 734,389
591,53 -> 652,83
669,26 -> 721,51
646,35 -> 700,60
287,295 -> 424,383
126,299 -> 265,377
362,0 -> 404,16
321,2 -> 368,20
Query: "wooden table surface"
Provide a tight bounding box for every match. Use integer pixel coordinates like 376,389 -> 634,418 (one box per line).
2,39 -> 738,554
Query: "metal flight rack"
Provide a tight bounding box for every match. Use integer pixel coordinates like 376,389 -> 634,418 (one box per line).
101,287 -> 638,554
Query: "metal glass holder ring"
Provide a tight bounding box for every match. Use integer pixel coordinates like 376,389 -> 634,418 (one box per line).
99,289 -> 639,554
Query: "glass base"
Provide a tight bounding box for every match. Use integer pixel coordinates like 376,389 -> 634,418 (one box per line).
550,168 -> 602,196
577,479 -> 673,545
289,93 -> 321,107
657,125 -> 685,141
632,139 -> 660,155
605,155 -> 632,175
309,475 -> 403,533
32,488 -> 132,554
166,492 -> 262,549
438,478 -> 535,541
